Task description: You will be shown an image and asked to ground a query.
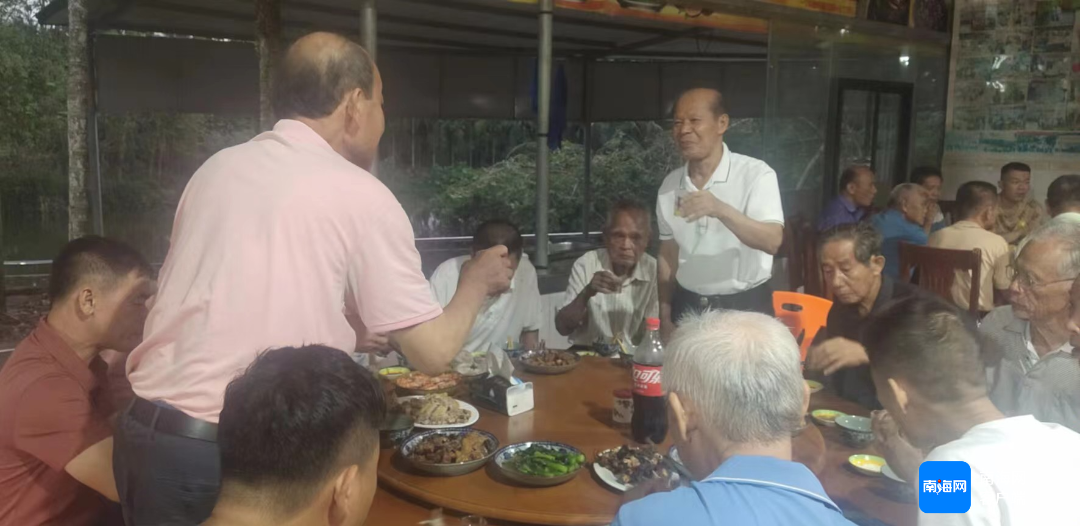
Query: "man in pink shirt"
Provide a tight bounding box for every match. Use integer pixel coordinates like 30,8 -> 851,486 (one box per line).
112,32 -> 512,525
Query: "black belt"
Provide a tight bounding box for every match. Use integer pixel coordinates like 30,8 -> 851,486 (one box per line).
128,397 -> 218,443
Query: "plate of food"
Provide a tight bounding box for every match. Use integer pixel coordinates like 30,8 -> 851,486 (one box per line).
397,394 -> 479,429
593,445 -> 671,492
493,442 -> 586,487
806,380 -> 824,394
847,454 -> 886,477
810,409 -> 846,427
400,429 -> 498,477
378,366 -> 411,382
395,371 -> 462,395
516,349 -> 581,375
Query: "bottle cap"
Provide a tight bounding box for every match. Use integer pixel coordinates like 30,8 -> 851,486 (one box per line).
646,317 -> 660,331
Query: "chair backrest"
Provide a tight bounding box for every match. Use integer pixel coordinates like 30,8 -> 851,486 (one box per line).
898,242 -> 982,317
772,291 -> 833,361
781,215 -> 828,299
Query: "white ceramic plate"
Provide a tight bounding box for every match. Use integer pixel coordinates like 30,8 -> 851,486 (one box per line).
398,396 -> 480,429
882,463 -> 905,483
592,461 -> 632,493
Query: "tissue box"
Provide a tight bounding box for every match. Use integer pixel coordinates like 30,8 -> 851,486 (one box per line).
470,375 -> 534,416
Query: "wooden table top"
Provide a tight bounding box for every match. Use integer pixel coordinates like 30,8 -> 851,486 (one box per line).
374,357 -> 914,526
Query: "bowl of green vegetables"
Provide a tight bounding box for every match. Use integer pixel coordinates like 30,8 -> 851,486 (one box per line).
492,441 -> 586,487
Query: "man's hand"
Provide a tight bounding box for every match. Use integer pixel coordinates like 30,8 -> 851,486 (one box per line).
680,191 -> 733,222
460,245 -> 513,297
357,331 -> 392,355
923,202 -> 938,231
872,410 -> 923,483
806,337 -> 869,375
587,270 -> 623,297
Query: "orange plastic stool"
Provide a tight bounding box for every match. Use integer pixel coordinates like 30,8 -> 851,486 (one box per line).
772,291 -> 833,362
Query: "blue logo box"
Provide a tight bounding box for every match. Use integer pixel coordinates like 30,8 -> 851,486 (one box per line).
919,461 -> 971,514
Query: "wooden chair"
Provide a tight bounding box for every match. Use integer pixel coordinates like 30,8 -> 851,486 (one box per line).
781,215 -> 828,299
898,242 -> 982,317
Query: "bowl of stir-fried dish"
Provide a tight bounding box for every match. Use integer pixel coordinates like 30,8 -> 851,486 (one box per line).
395,371 -> 462,396
515,350 -> 580,375
400,429 -> 498,476
592,445 -> 671,492
493,442 -> 586,487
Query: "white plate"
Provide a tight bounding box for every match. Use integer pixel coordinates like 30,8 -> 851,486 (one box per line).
592,462 -> 632,492
882,463 -> 905,483
397,396 -> 480,429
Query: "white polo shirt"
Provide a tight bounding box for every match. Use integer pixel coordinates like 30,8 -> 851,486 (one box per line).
560,249 -> 658,346
657,143 -> 785,296
429,253 -> 541,353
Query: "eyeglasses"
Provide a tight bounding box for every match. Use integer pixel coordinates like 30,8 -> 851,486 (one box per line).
1012,271 -> 1075,291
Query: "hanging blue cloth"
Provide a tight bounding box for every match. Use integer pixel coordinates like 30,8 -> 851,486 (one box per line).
531,60 -> 568,150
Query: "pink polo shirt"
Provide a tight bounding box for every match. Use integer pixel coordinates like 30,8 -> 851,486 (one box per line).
127,120 -> 442,422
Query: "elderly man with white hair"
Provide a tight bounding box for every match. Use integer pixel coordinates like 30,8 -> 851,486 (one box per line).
613,311 -> 853,526
982,221 -> 1080,433
871,183 -> 933,279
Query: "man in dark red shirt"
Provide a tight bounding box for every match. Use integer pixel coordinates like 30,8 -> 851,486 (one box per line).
0,236 -> 154,525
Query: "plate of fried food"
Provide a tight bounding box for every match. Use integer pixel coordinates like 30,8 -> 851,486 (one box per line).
395,371 -> 462,395
516,349 -> 580,375
400,429 -> 498,477
397,394 -> 479,429
592,445 -> 671,492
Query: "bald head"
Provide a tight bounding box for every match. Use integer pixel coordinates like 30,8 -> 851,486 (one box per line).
273,32 -> 377,120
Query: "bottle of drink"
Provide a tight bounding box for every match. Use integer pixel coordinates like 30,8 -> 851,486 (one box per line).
631,317 -> 666,444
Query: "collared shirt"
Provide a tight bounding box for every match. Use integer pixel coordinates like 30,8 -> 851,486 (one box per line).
817,195 -> 867,231
995,198 -> 1046,245
430,254 -> 541,353
613,455 -> 853,526
921,416 -> 1080,526
127,120 -> 442,423
928,221 -> 1012,312
0,319 -> 113,525
560,249 -> 658,346
656,143 -> 785,296
1051,211 -> 1080,225
871,209 -> 929,279
980,306 -> 1080,433
819,276 -> 923,410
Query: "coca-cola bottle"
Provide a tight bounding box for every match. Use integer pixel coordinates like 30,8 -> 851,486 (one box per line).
631,317 -> 666,444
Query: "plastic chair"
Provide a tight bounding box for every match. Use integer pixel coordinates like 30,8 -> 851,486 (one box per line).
772,291 -> 833,361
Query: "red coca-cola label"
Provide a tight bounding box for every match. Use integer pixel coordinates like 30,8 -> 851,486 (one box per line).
632,364 -> 663,397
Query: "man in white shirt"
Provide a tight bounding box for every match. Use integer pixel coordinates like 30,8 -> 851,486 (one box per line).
864,294 -> 1080,526
1046,174 -> 1080,224
430,220 -> 541,353
657,89 -> 784,340
556,200 -> 658,348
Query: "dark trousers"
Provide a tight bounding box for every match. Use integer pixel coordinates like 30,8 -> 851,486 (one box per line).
113,402 -> 221,525
671,280 -> 775,325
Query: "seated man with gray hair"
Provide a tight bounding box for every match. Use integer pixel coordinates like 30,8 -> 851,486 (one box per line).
981,220 -> 1080,433
870,183 -> 933,279
613,311 -> 853,526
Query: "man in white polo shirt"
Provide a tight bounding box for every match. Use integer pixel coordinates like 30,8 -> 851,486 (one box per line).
657,88 -> 784,339
430,220 -> 541,353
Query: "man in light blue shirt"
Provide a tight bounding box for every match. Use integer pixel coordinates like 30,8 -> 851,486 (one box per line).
613,311 -> 853,526
871,183 -> 932,278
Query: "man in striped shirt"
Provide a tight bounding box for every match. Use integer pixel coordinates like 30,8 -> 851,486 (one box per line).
557,200 -> 658,348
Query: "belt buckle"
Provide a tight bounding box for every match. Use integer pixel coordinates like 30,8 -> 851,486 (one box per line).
699,296 -> 709,308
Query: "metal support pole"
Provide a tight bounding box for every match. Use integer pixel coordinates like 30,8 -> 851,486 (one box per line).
581,60 -> 592,239
535,0 -> 553,269
360,0 -> 377,61
87,33 -> 104,236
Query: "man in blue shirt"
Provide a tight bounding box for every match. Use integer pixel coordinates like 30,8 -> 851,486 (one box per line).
612,310 -> 853,526
870,183 -> 932,278
818,166 -> 878,231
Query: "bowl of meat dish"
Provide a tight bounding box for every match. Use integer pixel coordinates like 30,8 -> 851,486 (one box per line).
593,445 -> 671,492
516,349 -> 580,375
400,429 -> 499,477
395,371 -> 462,396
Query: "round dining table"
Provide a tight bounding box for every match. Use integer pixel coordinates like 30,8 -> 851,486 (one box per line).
372,356 -> 917,526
